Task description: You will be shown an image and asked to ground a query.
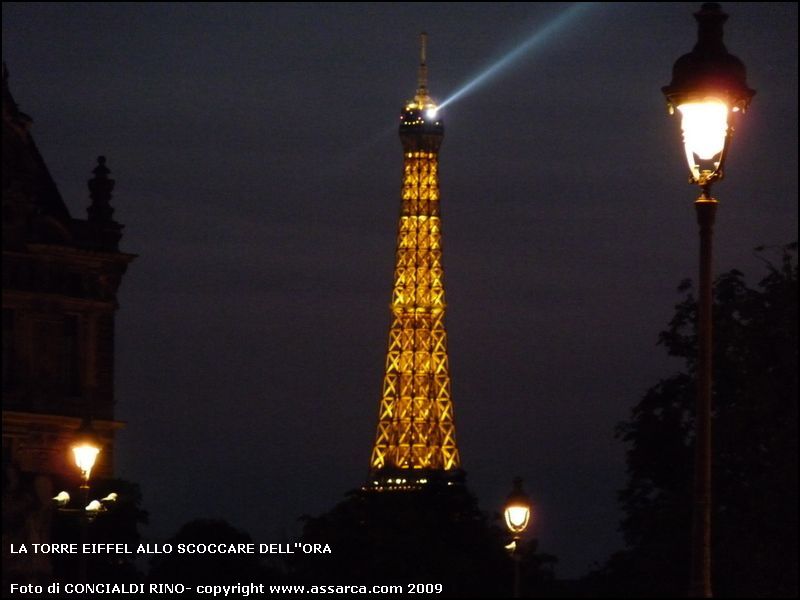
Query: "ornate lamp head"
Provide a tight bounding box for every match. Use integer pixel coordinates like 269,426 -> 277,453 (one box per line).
504,477 -> 533,537
662,3 -> 755,190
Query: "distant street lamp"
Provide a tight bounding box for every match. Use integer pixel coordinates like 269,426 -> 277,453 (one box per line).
662,3 -> 754,597
504,477 -> 532,598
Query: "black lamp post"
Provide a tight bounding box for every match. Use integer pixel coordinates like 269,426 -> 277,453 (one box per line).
662,4 -> 754,597
503,477 -> 532,598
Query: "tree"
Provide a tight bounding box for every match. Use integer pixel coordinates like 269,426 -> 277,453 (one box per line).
294,482 -> 558,598
148,518 -> 281,584
588,243 -> 798,597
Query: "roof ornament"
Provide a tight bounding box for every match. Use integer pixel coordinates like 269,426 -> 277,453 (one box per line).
87,156 -> 115,223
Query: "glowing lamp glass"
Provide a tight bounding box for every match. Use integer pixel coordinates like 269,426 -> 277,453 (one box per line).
425,107 -> 438,119
72,443 -> 100,482
677,100 -> 730,180
504,504 -> 531,534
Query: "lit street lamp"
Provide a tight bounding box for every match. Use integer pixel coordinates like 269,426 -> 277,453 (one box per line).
54,418 -> 117,582
504,477 -> 532,598
662,3 -> 754,597
72,418 -> 102,497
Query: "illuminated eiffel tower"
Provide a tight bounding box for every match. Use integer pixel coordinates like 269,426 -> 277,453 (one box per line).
368,34 -> 462,490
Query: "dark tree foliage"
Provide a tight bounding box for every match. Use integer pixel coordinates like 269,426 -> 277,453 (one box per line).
293,483 -> 558,598
148,518 -> 282,584
586,244 -> 798,598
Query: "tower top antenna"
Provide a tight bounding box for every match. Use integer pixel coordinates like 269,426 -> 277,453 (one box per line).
416,32 -> 428,99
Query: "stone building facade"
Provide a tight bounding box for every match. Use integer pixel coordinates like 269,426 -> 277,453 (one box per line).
2,65 -> 135,492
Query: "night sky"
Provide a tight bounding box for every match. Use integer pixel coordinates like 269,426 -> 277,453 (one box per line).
3,2 -> 797,577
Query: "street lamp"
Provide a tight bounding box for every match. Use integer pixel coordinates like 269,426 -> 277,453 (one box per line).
662,3 -> 754,597
54,418 -> 115,582
504,477 -> 532,598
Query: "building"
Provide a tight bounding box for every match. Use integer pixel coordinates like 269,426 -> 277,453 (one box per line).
2,64 -> 135,494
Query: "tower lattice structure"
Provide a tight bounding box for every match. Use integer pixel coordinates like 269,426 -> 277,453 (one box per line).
369,34 -> 461,489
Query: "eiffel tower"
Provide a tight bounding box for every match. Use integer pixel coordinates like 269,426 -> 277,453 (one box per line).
368,34 -> 462,490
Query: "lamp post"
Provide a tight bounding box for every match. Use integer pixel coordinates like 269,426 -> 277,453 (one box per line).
662,4 -> 754,597
504,477 -> 532,598
54,418 -> 115,583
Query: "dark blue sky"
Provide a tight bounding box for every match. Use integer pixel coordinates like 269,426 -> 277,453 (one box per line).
3,2 -> 797,577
